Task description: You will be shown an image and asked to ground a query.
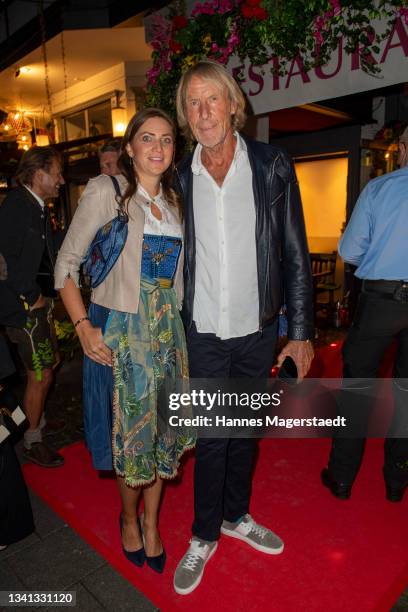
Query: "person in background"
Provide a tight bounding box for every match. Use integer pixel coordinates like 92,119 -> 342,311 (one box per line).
0,147 -> 65,468
98,139 -> 121,177
55,108 -> 195,574
173,60 -> 314,595
0,333 -> 35,550
321,126 -> 408,503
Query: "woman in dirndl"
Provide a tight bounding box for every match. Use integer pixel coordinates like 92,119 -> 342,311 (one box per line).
55,108 -> 195,573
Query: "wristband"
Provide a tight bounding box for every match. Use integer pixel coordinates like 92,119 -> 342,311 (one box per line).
74,316 -> 90,329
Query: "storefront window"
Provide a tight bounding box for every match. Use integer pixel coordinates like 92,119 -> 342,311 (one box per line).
88,101 -> 112,137
360,144 -> 398,192
64,111 -> 86,141
63,100 -> 112,141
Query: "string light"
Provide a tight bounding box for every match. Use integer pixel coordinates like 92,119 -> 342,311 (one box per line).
60,32 -> 68,104
38,0 -> 53,116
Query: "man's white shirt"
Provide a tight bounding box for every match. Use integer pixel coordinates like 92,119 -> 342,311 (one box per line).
24,185 -> 45,209
191,133 -> 259,340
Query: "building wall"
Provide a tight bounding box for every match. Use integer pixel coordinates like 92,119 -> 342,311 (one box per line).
51,61 -> 150,126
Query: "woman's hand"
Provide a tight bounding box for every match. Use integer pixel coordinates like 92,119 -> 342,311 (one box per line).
76,320 -> 112,366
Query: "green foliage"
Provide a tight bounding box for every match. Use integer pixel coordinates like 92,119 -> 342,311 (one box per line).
37,339 -> 54,366
31,352 -> 43,382
54,319 -> 80,359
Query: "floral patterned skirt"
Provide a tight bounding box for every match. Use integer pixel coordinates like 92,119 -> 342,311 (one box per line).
103,275 -> 195,487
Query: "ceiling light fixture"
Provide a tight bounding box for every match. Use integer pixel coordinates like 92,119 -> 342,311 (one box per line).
111,90 -> 127,137
15,66 -> 31,78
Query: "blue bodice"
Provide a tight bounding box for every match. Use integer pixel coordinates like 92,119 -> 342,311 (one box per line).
141,234 -> 182,281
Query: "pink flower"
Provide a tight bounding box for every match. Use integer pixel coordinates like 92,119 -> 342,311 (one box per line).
227,20 -> 240,47
329,0 -> 341,17
219,0 -> 234,13
146,65 -> 161,85
314,16 -> 325,31
150,13 -> 171,41
150,40 -> 162,51
192,1 -> 216,16
149,12 -> 172,55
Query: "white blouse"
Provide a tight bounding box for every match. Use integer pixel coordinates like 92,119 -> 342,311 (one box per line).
137,184 -> 182,239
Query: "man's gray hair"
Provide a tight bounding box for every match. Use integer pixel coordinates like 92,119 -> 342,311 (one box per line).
176,60 -> 247,141
98,138 -> 121,156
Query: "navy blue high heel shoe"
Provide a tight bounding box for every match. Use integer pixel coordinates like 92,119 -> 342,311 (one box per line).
119,514 -> 145,567
146,548 -> 166,574
139,516 -> 166,573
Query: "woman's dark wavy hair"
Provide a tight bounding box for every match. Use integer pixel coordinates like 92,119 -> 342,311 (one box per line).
117,108 -> 181,217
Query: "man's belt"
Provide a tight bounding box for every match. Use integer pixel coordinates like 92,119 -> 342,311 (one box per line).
363,280 -> 408,303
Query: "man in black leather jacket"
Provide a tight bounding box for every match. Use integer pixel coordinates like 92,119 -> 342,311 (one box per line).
173,61 -> 314,596
0,146 -> 65,468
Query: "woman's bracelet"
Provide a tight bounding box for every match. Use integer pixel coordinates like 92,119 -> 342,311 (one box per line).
74,316 -> 90,329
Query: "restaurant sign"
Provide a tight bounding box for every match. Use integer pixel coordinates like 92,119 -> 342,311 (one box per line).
229,16 -> 408,114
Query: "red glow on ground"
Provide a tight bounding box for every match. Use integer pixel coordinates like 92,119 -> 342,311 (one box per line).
329,550 -> 346,562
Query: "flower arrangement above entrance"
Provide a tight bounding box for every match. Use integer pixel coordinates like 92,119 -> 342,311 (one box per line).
145,0 -> 408,115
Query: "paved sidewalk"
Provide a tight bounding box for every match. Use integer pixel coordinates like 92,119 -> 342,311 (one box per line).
0,488 -> 158,612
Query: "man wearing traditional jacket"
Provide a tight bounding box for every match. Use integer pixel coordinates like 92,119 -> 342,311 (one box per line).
0,146 -> 65,467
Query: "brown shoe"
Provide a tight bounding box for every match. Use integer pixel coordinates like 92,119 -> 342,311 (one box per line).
42,417 -> 66,437
23,442 -> 64,468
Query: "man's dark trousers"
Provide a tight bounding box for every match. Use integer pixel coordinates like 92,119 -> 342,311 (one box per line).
188,321 -> 278,542
329,288 -> 408,488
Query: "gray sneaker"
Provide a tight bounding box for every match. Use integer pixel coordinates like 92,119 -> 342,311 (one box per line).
173,538 -> 218,595
221,514 -> 284,554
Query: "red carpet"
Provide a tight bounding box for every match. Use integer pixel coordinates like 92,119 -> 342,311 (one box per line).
23,343 -> 408,612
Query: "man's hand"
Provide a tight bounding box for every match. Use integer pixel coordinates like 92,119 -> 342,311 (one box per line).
30,294 -> 46,310
276,339 -> 314,381
76,320 -> 112,367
